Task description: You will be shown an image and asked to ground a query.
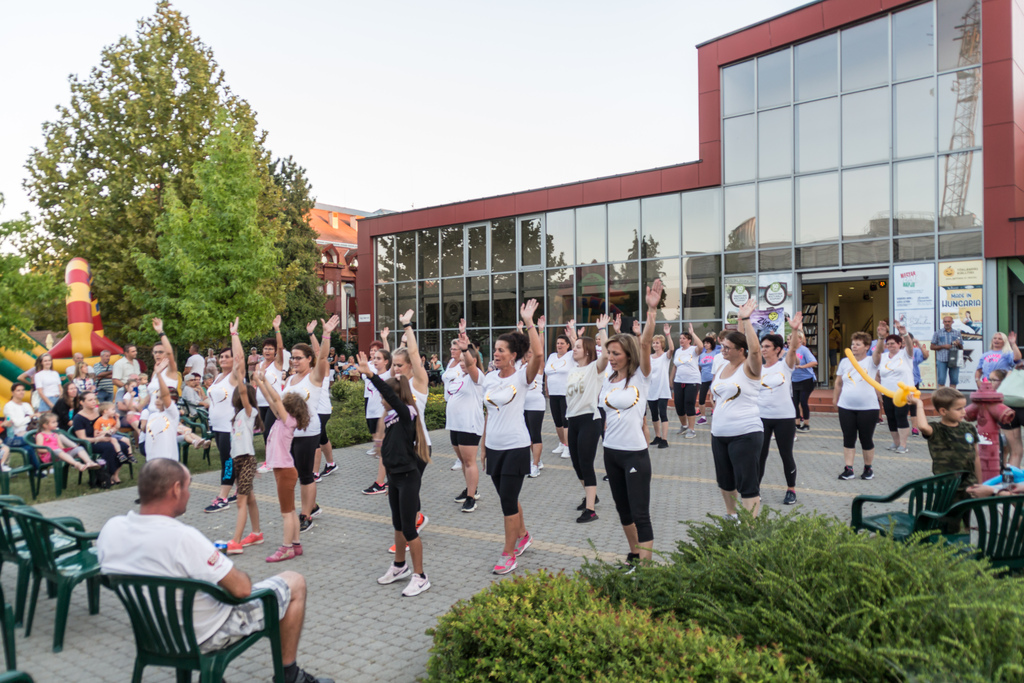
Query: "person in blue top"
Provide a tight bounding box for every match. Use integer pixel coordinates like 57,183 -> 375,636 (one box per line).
696,337 -> 718,426
909,334 -> 929,436
975,332 -> 1021,384
790,331 -> 818,432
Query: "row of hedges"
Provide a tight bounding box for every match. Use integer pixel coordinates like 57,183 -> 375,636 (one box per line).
327,380 -> 445,449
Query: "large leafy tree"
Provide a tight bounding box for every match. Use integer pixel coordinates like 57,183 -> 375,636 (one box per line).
272,156 -> 326,329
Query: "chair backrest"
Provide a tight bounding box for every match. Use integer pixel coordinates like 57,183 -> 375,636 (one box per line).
6,507 -> 65,576
954,495 -> 1024,571
0,500 -> 27,562
905,472 -> 964,518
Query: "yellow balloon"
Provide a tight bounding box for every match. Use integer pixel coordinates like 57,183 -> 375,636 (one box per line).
842,348 -> 920,407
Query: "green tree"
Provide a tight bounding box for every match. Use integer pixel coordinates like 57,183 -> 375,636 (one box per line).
272,156 -> 326,328
128,112 -> 282,342
0,195 -> 67,352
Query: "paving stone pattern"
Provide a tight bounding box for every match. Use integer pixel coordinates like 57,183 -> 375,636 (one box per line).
11,414 -> 934,682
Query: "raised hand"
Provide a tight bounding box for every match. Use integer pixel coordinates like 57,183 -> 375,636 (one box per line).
645,279 -> 663,310
229,317 -> 239,336
537,315 -> 546,331
399,309 -> 414,327
632,319 -> 642,335
790,311 -> 804,331
272,314 -> 282,330
154,358 -> 170,374
253,370 -> 266,384
517,320 -> 524,333
613,313 -> 622,334
152,318 -> 164,335
578,327 -> 585,338
596,313 -> 610,330
306,320 -> 318,335
1011,331 -> 1018,345
323,315 -> 341,334
738,298 -> 756,320
356,351 -> 373,376
521,299 -> 540,325
459,318 -> 466,335
380,327 -> 390,341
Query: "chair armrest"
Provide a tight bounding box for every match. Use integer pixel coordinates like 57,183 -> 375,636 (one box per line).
193,583 -> 282,624
43,518 -> 99,544
49,516 -> 86,532
5,448 -> 36,471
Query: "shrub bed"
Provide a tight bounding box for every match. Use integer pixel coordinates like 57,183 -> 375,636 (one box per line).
328,380 -> 444,449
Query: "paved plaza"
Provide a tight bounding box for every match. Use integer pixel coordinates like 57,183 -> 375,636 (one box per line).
9,413 -> 935,682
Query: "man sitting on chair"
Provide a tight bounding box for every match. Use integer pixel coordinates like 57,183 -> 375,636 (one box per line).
96,459 -> 332,683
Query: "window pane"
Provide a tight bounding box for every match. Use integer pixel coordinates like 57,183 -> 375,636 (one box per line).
546,268 -> 573,324
417,229 -> 439,279
375,284 -> 395,329
843,165 -> 891,238
608,261 -> 640,319
519,271 -> 545,320
608,200 -> 640,261
441,278 -> 464,328
841,17 -> 889,91
641,194 -> 681,258
725,252 -> 755,274
724,115 -> 756,184
842,87 -> 890,166
895,78 -> 936,158
758,178 -> 792,247
722,60 -> 755,116
682,256 -> 721,319
796,172 -> 839,244
796,98 -> 839,172
543,210 -> 574,267
795,34 -> 838,101
467,224 -> 487,272
759,248 -> 792,271
895,235 -> 936,262
576,205 -> 607,264
419,280 -> 439,329
938,68 -> 982,151
893,2 -> 935,80
642,259 -> 680,321
492,273 -> 517,328
681,188 -> 722,254
395,233 -> 415,281
396,281 -> 416,321
418,331 -> 440,366
895,158 -> 936,235
440,226 -> 463,277
939,231 -> 982,258
938,0 -> 981,72
376,235 -> 394,283
492,218 -> 517,271
758,107 -> 793,178
758,49 -> 791,109
576,263 -> 607,324
724,184 -> 756,252
796,244 -> 839,268
939,151 -> 983,230
843,239 -> 890,265
466,276 -> 489,328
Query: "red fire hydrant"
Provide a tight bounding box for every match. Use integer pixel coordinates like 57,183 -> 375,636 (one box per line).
965,379 -> 1017,481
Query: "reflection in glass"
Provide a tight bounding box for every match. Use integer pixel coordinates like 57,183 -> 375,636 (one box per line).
419,280 -> 439,329
682,256 -> 721,320
546,268 -> 574,324
795,34 -> 837,101
608,261 -> 639,319
417,229 -> 439,279
641,194 -> 681,258
939,151 -> 983,230
375,284 -> 395,329
725,252 -> 756,274
841,17 -> 889,91
545,210 -> 574,267
376,235 -> 394,283
395,233 -> 415,281
938,68 -> 982,151
467,224 -> 487,272
939,231 -> 982,258
759,249 -> 792,271
440,226 -> 463,276
396,281 -> 416,320
467,276 -> 489,328
492,273 -> 517,328
575,263 -> 606,324
724,115 -> 756,184
796,172 -> 839,244
893,2 -> 934,80
938,0 -> 981,72
608,200 -> 640,261
758,49 -> 791,109
796,244 -> 839,268
492,218 -> 517,271
895,158 -> 936,234
796,98 -> 838,172
724,184 -> 756,251
895,236 -> 935,262
722,60 -> 755,116
758,107 -> 792,178
843,239 -> 890,265
842,87 -> 890,166
417,331 -> 440,366
843,165 -> 890,238
441,278 -> 464,328
681,188 -> 722,254
895,78 -> 936,158
519,271 -> 545,320
642,259 -> 680,321
575,205 -> 607,264
757,178 -> 792,248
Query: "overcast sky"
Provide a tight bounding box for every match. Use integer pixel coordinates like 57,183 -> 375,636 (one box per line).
0,0 -> 804,220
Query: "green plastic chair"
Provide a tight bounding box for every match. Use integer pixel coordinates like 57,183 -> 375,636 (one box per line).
916,494 -> 1024,574
60,428 -> 134,482
0,671 -> 33,682
850,471 -> 966,540
8,506 -> 101,652
0,583 -> 16,672
179,416 -> 212,468
23,431 -> 72,499
102,574 -> 285,683
0,450 -> 38,501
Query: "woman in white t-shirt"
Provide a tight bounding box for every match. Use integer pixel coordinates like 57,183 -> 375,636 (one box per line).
445,325 -> 484,511
254,316 -> 286,453
144,365 -> 181,462
598,280 -> 663,567
544,336 -> 574,455
360,346 -> 392,495
757,313 -> 803,506
672,323 -> 702,439
482,299 -> 543,576
565,314 -> 609,522
523,345 -> 547,478
709,298 -> 764,519
647,324 -> 674,448
833,331 -> 879,481
33,354 -> 62,411
147,318 -> 180,411
874,323 -> 915,454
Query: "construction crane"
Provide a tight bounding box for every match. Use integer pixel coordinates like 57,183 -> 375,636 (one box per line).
939,0 -> 981,227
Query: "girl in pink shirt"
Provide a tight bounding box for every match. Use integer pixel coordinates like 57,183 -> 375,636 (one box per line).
34,413 -> 103,472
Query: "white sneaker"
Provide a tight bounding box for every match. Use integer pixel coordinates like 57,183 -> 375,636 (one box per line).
451,459 -> 463,471
0,465 -> 10,473
560,446 -> 571,459
402,573 -> 431,597
377,563 -> 412,585
256,463 -> 271,474
552,443 -> 564,454
529,463 -> 540,478
538,460 -> 545,470
366,447 -> 377,456
684,430 -> 697,439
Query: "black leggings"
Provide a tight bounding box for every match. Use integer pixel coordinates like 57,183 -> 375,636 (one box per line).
549,395 -> 568,428
909,384 -> 920,419
487,447 -> 529,516
647,399 -> 668,423
524,410 -> 544,445
568,415 -> 602,487
711,432 -> 763,498
698,381 -> 712,408
674,383 -> 699,417
388,469 -> 422,541
603,447 -> 653,543
882,395 -> 910,431
291,435 -> 319,486
792,378 -> 814,421
492,473 -> 525,516
213,431 -> 235,486
318,412 -> 332,446
838,407 -> 877,450
259,406 -> 276,444
759,419 -> 797,488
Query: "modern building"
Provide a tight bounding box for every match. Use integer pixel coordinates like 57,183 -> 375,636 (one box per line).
357,0 -> 1024,391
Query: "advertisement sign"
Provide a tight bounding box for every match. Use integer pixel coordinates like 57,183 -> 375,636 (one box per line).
893,263 -> 935,340
938,259 -> 984,392
749,307 -> 787,340
724,276 -> 756,330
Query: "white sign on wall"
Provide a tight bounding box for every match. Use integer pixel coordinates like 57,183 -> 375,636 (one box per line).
358,314 -> 371,323
892,263 -> 935,339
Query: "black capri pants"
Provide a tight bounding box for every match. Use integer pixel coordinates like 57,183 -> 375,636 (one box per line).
568,414 -> 602,487
524,410 -> 544,445
881,395 -> 910,431
699,381 -> 712,408
318,412 -> 332,446
711,432 -> 763,499
259,406 -> 277,444
759,419 -> 797,488
366,417 -> 379,435
549,395 -> 568,429
487,446 -> 530,516
603,447 -> 653,543
213,431 -> 235,486
388,468 -> 422,541
838,407 -> 877,450
791,378 -> 815,421
673,383 -> 699,417
647,399 -> 668,423
291,434 -> 320,486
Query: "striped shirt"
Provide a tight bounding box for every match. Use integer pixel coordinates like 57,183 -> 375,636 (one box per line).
930,328 -> 962,364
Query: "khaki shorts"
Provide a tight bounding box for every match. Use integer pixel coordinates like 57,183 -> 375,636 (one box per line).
199,576 -> 290,653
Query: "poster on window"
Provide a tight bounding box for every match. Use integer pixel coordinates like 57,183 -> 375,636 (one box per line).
724,276 -> 756,330
939,259 -> 984,392
892,263 -> 935,339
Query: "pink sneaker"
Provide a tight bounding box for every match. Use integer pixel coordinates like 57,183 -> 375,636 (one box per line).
226,540 -> 243,555
493,552 -> 517,575
241,532 -> 264,546
265,546 -> 296,563
514,532 -> 532,557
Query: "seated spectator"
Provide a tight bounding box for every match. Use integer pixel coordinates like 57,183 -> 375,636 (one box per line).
203,373 -> 215,391
2,384 -> 40,468
116,376 -> 145,434
181,373 -> 210,418
74,390 -> 131,485
52,382 -> 80,432
96,402 -> 134,453
428,354 -> 442,372
34,412 -> 102,472
96,460 -> 333,683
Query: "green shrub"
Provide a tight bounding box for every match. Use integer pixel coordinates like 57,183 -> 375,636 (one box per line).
327,379 -> 445,449
580,509 -> 1024,682
425,570 -> 820,683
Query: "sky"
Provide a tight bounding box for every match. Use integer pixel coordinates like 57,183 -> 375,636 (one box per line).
0,0 -> 805,220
